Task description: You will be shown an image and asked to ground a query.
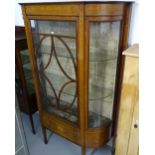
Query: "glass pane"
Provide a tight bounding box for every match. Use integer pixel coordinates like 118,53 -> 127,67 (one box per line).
31,20 -> 78,125
20,49 -> 35,95
15,49 -> 35,96
88,21 -> 121,128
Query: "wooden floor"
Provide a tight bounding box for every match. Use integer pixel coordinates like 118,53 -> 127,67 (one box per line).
21,112 -> 112,155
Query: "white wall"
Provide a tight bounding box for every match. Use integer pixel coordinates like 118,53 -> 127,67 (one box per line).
128,1 -> 139,45
16,0 -> 139,45
15,0 -> 24,26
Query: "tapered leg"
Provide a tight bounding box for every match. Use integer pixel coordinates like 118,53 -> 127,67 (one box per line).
41,125 -> 48,144
111,147 -> 115,155
81,146 -> 86,155
29,114 -> 35,134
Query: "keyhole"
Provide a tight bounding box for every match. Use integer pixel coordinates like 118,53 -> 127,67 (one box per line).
134,124 -> 138,128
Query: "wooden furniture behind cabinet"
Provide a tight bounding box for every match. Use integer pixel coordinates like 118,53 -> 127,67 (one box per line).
15,26 -> 38,134
115,44 -> 139,155
20,2 -> 132,155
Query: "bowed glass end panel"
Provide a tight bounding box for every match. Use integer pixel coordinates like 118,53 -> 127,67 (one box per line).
88,21 -> 121,128
30,20 -> 79,125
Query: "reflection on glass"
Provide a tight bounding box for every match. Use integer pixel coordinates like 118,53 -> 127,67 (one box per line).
89,21 -> 120,128
20,49 -> 35,95
31,20 -> 78,125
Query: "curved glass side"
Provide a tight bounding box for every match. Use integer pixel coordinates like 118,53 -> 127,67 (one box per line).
88,21 -> 121,128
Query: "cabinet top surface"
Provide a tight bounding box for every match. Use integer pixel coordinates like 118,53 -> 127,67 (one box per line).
123,44 -> 139,58
19,0 -> 135,4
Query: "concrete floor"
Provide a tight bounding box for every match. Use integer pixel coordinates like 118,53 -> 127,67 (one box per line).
21,112 -> 112,155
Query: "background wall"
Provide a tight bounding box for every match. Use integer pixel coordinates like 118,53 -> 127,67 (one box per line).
15,0 -> 139,45
15,0 -> 24,26
128,1 -> 139,45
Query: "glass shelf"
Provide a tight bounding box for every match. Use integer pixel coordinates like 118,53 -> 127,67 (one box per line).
43,71 -> 76,93
40,71 -> 113,102
89,111 -> 111,128
23,67 -> 32,80
43,99 -> 111,128
23,63 -> 31,70
89,84 -> 113,100
36,44 -> 117,62
20,49 -> 30,65
43,99 -> 78,124
89,51 -> 117,62
37,44 -> 76,59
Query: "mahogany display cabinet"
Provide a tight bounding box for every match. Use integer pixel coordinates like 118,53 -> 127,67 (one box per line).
20,1 -> 132,154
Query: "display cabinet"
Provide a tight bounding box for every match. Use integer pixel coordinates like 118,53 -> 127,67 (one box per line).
20,2 -> 132,155
15,26 -> 38,134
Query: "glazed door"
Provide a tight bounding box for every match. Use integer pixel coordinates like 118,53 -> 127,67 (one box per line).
30,19 -> 79,125
86,18 -> 122,129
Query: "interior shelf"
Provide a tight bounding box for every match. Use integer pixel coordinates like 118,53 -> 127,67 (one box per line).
37,44 -> 117,62
20,49 -> 30,63
39,70 -> 113,101
42,72 -> 76,94
89,84 -> 113,100
23,63 -> 31,70
23,67 -> 33,80
89,111 -> 111,128
43,102 -> 78,124
43,99 -> 111,128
